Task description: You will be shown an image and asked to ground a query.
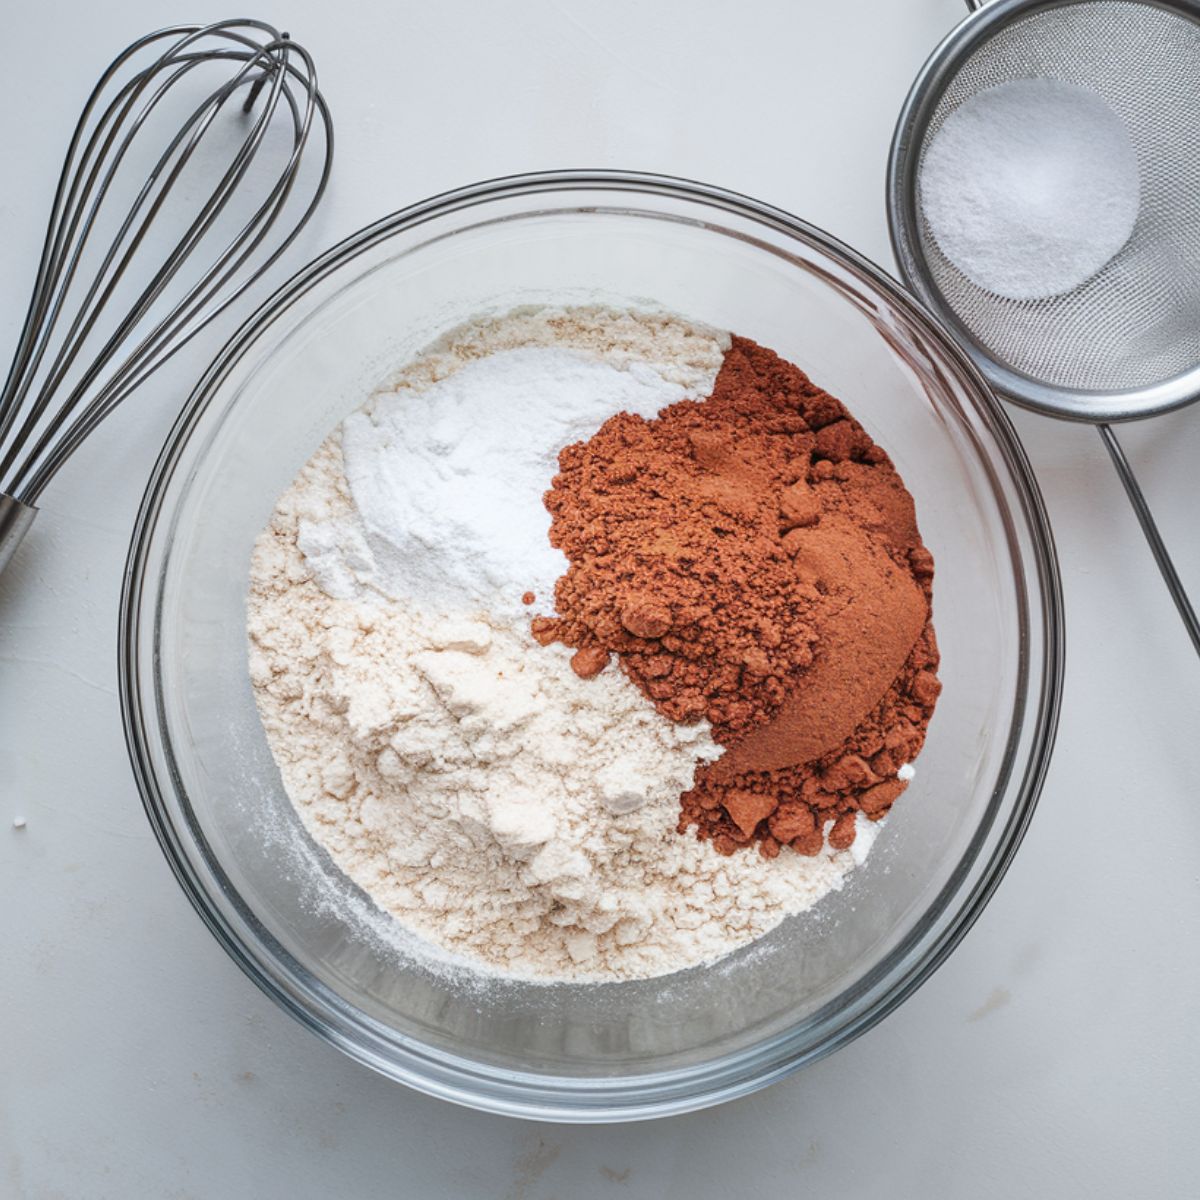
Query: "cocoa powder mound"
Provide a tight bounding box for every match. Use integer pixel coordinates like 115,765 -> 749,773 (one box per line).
535,336 -> 941,856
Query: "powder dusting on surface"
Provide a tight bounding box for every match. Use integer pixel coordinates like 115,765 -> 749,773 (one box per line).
247,309 -> 878,982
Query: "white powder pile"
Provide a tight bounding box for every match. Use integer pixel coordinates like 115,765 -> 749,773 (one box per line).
297,308 -> 725,612
920,79 -> 1140,300
316,349 -> 687,612
248,308 -> 879,982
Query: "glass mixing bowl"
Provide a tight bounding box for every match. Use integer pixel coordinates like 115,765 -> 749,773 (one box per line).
119,171 -> 1063,1121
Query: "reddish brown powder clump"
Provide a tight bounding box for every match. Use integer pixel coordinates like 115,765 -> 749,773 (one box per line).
535,336 -> 940,855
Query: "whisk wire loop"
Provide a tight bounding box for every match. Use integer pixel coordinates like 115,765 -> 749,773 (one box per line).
0,20 -> 332,522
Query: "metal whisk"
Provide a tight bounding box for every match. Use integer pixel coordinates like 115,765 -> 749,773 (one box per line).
0,19 -> 332,574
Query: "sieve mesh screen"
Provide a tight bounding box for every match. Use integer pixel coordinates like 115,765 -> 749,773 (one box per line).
915,1 -> 1200,392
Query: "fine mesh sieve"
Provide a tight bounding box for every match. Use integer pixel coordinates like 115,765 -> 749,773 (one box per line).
888,0 -> 1200,653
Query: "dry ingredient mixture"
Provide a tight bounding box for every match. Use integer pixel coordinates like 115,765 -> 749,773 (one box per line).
248,306 -> 937,982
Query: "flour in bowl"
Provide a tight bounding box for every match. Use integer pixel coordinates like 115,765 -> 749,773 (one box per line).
247,307 -> 885,982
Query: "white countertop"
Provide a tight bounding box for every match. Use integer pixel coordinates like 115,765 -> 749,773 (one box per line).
2,1 -> 1196,1195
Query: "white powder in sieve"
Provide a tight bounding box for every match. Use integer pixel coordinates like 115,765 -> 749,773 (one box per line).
919,79 -> 1140,300
248,307 -> 882,982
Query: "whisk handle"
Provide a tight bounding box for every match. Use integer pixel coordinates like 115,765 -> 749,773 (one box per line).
1098,423 -> 1200,657
0,493 -> 37,577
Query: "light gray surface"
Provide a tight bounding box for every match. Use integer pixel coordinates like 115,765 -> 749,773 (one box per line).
1,1 -> 1196,1196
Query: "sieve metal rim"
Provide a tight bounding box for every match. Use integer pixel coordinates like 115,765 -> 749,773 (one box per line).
886,0 -> 1200,424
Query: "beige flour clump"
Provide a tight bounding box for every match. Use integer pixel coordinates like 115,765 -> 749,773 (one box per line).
248,308 -> 876,982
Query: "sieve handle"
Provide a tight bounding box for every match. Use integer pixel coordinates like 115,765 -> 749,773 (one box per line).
1098,424 -> 1200,656
964,0 -> 988,10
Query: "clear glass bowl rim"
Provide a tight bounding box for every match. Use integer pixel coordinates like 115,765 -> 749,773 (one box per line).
118,169 -> 1065,1122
